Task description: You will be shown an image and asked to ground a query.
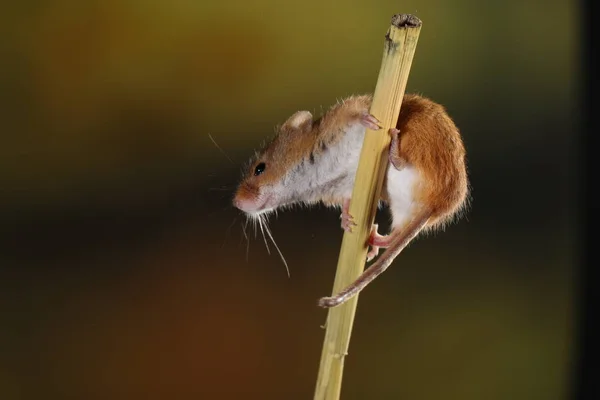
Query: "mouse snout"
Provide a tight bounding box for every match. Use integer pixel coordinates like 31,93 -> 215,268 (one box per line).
233,184 -> 264,213
233,195 -> 262,213
233,195 -> 251,211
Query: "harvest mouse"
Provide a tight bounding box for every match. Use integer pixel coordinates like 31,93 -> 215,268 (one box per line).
232,93 -> 469,308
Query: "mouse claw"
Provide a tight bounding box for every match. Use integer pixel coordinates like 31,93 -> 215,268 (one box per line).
340,199 -> 356,233
366,246 -> 380,262
360,113 -> 381,131
341,213 -> 357,233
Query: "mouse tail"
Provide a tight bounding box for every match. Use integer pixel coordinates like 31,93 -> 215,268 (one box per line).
318,209 -> 432,308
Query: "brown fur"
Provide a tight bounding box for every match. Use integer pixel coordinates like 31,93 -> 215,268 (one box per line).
235,94 -> 373,204
235,93 -> 470,308
393,94 -> 469,227
236,93 -> 469,225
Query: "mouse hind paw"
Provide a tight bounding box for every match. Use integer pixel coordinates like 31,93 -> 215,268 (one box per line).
389,128 -> 407,170
366,223 -> 395,262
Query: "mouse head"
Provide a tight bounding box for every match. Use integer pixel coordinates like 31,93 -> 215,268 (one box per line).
233,110 -> 315,215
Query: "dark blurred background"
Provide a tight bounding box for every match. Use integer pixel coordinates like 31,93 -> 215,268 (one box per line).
0,1 -> 581,399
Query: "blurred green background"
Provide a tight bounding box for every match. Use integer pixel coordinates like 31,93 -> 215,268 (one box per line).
0,0 -> 580,399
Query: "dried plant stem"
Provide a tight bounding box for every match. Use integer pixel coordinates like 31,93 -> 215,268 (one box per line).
313,14 -> 423,400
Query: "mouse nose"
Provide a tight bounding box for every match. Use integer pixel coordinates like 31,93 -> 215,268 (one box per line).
232,196 -> 244,210
233,184 -> 266,213
233,193 -> 254,212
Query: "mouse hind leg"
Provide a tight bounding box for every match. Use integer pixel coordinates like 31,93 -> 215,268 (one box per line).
346,128 -> 419,261
367,156 -> 421,260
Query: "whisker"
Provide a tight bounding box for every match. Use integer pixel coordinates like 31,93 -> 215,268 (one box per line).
238,219 -> 245,247
262,215 -> 290,278
221,216 -> 238,248
252,216 -> 258,239
258,215 -> 271,255
208,133 -> 235,164
243,219 -> 250,261
208,186 -> 236,192
206,205 -> 231,218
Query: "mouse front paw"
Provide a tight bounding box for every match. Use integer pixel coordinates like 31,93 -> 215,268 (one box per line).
340,199 -> 356,233
360,112 -> 381,131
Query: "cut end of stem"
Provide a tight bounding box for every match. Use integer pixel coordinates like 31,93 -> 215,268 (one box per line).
391,14 -> 422,28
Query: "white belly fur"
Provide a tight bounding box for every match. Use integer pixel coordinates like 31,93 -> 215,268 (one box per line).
385,165 -> 421,229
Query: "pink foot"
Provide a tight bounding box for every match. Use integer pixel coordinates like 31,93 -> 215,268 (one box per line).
366,224 -> 394,262
340,199 -> 356,232
360,113 -> 381,131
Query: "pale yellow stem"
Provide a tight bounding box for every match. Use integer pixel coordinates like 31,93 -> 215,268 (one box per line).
313,14 -> 423,400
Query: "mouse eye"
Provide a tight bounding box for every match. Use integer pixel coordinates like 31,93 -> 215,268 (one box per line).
254,162 -> 266,176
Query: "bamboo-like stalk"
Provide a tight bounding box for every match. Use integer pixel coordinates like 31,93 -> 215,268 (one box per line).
313,14 -> 422,400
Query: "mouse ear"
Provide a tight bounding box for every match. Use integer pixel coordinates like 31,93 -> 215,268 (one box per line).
282,111 -> 313,131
